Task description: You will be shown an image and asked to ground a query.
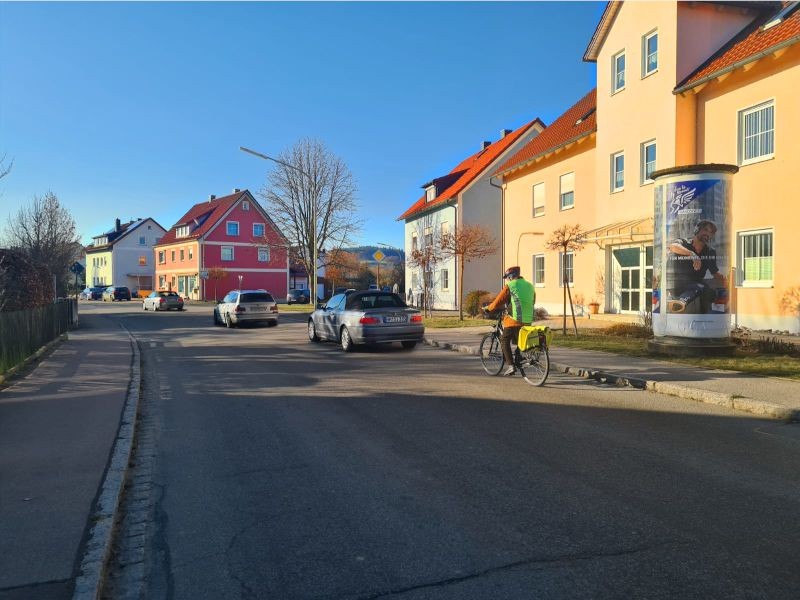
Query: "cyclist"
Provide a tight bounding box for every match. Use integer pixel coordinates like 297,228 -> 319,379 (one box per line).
486,265 -> 535,376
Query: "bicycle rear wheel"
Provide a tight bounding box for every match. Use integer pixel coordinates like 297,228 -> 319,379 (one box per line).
519,345 -> 550,387
479,332 -> 504,375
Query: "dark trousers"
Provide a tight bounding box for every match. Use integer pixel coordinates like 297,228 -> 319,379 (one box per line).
501,325 -> 521,366
674,282 -> 716,313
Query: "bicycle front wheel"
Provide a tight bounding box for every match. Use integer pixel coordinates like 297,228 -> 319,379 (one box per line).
479,332 -> 505,375
520,345 -> 550,387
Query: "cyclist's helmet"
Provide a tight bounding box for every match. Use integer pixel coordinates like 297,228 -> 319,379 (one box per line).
504,266 -> 521,279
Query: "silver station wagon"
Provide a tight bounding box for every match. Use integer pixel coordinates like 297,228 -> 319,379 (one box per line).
308,291 -> 424,351
214,289 -> 278,328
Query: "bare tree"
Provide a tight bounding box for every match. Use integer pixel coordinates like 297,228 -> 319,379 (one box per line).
258,138 -> 362,295
440,224 -> 497,321
545,224 -> 586,335
205,267 -> 227,302
407,215 -> 443,317
2,191 -> 81,296
0,153 -> 12,180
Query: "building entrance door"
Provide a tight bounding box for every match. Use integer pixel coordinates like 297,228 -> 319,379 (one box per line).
612,246 -> 653,313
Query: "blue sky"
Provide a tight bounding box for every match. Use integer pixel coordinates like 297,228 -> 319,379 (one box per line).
0,1 -> 602,249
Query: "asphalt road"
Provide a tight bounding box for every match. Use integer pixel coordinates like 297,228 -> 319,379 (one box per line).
85,301 -> 800,599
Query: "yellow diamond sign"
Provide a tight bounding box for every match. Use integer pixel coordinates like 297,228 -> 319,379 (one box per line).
373,250 -> 385,262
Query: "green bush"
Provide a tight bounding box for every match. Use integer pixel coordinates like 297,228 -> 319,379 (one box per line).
465,290 -> 493,317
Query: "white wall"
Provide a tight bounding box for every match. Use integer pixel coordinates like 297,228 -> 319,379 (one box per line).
111,219 -> 167,290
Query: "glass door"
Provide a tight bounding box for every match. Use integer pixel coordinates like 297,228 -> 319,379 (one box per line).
612,245 -> 653,313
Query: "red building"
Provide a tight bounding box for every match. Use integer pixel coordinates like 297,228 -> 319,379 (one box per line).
154,189 -> 289,301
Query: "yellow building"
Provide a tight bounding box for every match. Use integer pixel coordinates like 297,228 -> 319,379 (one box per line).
497,1 -> 800,332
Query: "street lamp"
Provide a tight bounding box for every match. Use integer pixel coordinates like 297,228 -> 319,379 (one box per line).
240,146 -> 317,303
516,231 -> 544,265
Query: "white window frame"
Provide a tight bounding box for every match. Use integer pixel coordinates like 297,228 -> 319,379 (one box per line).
411,233 -> 418,252
176,225 -> 190,238
440,221 -> 449,238
425,186 -> 435,202
253,223 -> 265,238
188,247 -> 193,260
158,251 -> 165,264
257,247 -> 270,262
424,226 -> 433,247
533,254 -> 545,287
226,221 -> 240,236
441,268 -> 449,291
737,228 -> 774,287
611,151 -> 625,192
559,251 -> 574,287
612,50 -> 626,94
221,246 -> 234,262
242,200 -> 250,211
738,99 -> 775,166
559,172 -> 575,211
179,249 -> 185,261
642,30 -> 658,77
139,236 -> 146,246
640,140 -> 657,185
532,182 -> 545,217
171,250 -> 175,261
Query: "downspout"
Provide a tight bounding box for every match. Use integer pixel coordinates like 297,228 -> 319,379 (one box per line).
489,175 -> 504,277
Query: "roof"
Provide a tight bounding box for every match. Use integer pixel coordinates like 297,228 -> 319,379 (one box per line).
397,118 -> 545,221
155,190 -> 248,246
86,217 -> 166,252
676,1 -> 800,93
494,89 -> 597,178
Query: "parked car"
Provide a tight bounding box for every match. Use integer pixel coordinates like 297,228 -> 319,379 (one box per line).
307,290 -> 424,351
286,289 -> 311,305
80,286 -> 105,300
102,286 -> 132,301
143,291 -> 184,311
213,290 -> 278,328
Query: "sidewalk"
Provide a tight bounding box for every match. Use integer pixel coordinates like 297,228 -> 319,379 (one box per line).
423,323 -> 800,422
0,314 -> 136,600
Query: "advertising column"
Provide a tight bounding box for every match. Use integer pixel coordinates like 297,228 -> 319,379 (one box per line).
650,164 -> 738,356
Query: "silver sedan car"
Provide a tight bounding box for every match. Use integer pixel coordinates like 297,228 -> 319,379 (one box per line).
308,291 -> 424,351
214,289 -> 278,328
142,291 -> 184,311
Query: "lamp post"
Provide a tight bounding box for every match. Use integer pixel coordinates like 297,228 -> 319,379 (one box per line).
240,146 -> 317,303
516,231 -> 544,265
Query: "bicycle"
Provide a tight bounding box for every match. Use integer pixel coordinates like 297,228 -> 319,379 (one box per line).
479,308 -> 550,387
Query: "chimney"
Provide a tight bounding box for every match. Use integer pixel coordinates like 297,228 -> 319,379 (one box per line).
115,218 -> 121,232
501,128 -> 513,138
481,140 -> 492,150
232,188 -> 241,193
208,194 -> 216,202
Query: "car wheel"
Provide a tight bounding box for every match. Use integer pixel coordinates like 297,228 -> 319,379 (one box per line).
308,320 -> 320,342
213,308 -> 220,326
340,326 -> 354,352
224,312 -> 234,328
401,341 -> 417,349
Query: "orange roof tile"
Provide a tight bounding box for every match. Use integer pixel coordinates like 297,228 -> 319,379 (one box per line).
494,89 -> 597,177
397,118 -> 544,221
677,2 -> 800,92
155,191 -> 246,246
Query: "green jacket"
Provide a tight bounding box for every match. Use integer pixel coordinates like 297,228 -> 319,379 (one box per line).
507,277 -> 535,324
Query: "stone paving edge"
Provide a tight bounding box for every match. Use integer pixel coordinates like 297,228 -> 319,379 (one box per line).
72,324 -> 142,600
423,336 -> 800,423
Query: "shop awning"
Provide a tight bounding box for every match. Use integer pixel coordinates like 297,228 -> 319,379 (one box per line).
583,217 -> 654,248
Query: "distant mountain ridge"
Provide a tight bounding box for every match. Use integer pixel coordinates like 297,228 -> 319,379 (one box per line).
344,245 -> 405,265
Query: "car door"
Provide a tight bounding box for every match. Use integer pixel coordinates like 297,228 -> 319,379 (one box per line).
220,292 -> 236,321
320,294 -> 344,340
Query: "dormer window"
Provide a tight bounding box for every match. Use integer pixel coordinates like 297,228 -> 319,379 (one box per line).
425,186 -> 436,202
176,225 -> 190,238
242,200 -> 250,211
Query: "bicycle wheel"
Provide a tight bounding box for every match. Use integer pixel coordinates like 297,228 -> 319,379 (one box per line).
479,333 -> 505,375
519,345 -> 550,387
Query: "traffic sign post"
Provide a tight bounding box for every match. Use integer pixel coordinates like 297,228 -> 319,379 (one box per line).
373,250 -> 385,288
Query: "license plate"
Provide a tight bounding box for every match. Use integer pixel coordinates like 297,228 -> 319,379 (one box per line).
383,315 -> 407,324
249,304 -> 265,312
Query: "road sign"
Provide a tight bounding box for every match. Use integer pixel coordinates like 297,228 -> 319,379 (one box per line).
199,270 -> 209,279
373,250 -> 385,262
70,262 -> 84,274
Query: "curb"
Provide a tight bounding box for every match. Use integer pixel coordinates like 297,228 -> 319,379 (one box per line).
73,325 -> 142,600
0,333 -> 69,386
423,337 -> 800,423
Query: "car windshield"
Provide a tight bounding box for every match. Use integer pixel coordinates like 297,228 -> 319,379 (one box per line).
346,293 -> 406,310
117,287 -> 129,292
240,292 -> 274,303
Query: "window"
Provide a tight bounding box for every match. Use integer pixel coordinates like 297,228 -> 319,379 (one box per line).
612,50 -> 625,93
176,225 -> 189,238
611,152 -> 625,192
642,31 -> 658,76
180,249 -> 185,261
532,182 -> 545,217
441,269 -> 449,291
226,221 -> 239,236
412,272 -> 419,289
171,250 -> 175,261
738,230 -> 773,286
158,251 -> 165,264
739,100 -> 774,165
258,247 -> 270,262
559,252 -> 574,287
641,140 -> 657,184
158,275 -> 166,289
425,186 -> 435,202
188,248 -> 193,260
424,227 -> 433,247
441,221 -> 449,238
253,223 -> 265,238
242,200 -> 250,211
221,246 -> 234,261
139,256 -> 147,266
559,172 -> 575,210
412,233 -> 418,252
139,236 -> 146,246
533,254 -> 545,286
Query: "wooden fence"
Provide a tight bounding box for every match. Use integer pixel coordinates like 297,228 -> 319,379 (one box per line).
0,299 -> 77,374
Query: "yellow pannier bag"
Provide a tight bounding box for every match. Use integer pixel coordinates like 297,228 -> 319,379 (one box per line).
518,325 -> 552,351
